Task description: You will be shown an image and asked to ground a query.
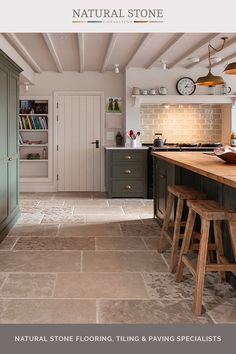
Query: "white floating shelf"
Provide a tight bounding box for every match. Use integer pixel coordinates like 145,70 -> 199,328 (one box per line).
19,114 -> 48,116
131,94 -> 236,107
19,129 -> 48,132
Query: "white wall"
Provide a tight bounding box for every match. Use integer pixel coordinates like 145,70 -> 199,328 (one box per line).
125,67 -> 236,135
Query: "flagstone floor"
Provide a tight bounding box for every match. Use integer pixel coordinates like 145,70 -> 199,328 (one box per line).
0,192 -> 235,324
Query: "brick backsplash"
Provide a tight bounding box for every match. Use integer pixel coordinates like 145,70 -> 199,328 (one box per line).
140,104 -> 222,143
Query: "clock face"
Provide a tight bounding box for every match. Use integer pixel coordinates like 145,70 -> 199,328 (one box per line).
176,77 -> 196,95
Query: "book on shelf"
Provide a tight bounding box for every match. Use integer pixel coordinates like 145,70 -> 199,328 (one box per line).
19,115 -> 48,129
19,132 -> 24,145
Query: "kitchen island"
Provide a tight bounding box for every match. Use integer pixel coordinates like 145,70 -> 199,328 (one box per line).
152,151 -> 236,288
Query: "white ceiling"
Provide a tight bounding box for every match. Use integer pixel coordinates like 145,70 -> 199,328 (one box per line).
3,32 -> 236,74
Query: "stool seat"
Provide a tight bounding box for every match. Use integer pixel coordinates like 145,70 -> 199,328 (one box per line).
159,185 -> 206,273
187,199 -> 236,221
168,185 -> 206,200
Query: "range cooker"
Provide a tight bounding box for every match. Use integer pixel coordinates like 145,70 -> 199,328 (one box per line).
143,142 -> 222,199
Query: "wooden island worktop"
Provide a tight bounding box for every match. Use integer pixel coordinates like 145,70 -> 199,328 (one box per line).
152,151 -> 236,189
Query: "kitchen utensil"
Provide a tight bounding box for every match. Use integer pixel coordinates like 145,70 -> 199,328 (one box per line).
140,89 -> 148,95
221,84 -> 231,95
153,133 -> 166,147
132,87 -> 141,95
158,86 -> 168,95
148,89 -> 158,95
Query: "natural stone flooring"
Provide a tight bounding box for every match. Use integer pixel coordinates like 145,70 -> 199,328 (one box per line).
0,192 -> 235,323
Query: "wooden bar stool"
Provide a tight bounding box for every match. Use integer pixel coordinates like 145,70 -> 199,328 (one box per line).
158,185 -> 206,273
176,199 -> 236,316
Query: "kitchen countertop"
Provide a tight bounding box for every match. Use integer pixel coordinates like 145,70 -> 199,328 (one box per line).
152,151 -> 236,189
104,146 -> 149,150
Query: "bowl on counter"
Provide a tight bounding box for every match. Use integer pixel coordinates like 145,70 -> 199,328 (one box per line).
214,146 -> 236,164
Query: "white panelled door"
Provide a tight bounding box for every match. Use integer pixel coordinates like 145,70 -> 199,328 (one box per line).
57,94 -> 101,191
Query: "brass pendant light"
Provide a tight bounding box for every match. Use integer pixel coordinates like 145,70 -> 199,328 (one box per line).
223,62 -> 236,75
196,37 -> 227,86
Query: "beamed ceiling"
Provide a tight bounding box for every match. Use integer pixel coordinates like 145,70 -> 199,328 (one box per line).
3,32 -> 236,73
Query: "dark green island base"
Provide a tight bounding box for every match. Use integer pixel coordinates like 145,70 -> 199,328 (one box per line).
152,151 -> 236,289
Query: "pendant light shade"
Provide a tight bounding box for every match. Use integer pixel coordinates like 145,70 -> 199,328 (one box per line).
195,71 -> 225,86
223,62 -> 236,75
195,37 -> 228,86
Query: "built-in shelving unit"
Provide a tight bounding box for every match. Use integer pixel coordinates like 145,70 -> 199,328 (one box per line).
19,96 -> 53,190
131,94 -> 236,107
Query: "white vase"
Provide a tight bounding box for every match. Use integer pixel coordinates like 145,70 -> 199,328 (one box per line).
131,139 -> 137,148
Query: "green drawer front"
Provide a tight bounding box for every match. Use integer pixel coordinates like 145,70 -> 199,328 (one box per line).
111,179 -> 145,194
111,150 -> 145,163
111,164 -> 144,179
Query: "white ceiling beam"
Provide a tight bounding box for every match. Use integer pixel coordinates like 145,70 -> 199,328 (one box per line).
212,53 -> 236,68
125,33 -> 154,70
101,33 -> 119,73
77,33 -> 85,73
42,33 -> 63,73
186,36 -> 236,69
146,33 -> 185,69
168,33 -> 220,69
3,33 -> 42,73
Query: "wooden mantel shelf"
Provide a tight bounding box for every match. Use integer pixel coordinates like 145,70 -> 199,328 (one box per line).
131,94 -> 236,107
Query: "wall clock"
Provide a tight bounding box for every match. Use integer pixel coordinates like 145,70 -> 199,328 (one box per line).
176,77 -> 196,95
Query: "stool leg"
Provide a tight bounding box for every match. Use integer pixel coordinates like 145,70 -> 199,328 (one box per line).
176,208 -> 196,282
170,198 -> 184,273
194,218 -> 210,316
158,193 -> 175,253
228,221 -> 236,262
213,220 -> 226,282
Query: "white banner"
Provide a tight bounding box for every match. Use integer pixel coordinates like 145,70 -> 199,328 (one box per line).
0,0 -> 236,32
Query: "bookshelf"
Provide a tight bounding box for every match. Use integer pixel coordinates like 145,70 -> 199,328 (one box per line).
19,97 -> 52,186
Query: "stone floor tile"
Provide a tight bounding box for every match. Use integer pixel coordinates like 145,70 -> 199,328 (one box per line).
108,199 -> 145,206
120,223 -> 161,237
96,237 -> 146,250
0,274 -> 6,288
0,299 -> 96,323
8,224 -> 59,237
16,213 -> 44,225
122,206 -> 153,216
14,237 -> 95,250
0,251 -> 81,272
65,200 -> 109,207
54,273 -> 148,299
20,200 -> 40,208
0,237 -> 18,250
37,200 -> 65,207
41,215 -> 85,224
73,206 -> 124,215
141,218 -> 159,224
20,193 -> 54,200
53,192 -> 93,200
0,273 -> 56,298
143,237 -> 159,250
207,298 -> 236,323
97,299 -> 211,324
83,251 -> 168,272
58,223 -> 121,237
86,215 -> 142,224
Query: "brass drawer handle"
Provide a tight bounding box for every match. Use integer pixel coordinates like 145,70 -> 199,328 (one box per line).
160,174 -> 166,179
124,185 -> 132,190
124,155 -> 132,160
8,157 -> 13,161
123,169 -> 131,174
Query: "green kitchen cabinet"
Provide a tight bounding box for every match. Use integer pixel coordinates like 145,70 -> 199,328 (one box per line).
105,148 -> 147,198
0,50 -> 22,239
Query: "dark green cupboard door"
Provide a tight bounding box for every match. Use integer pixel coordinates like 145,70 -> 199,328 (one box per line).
8,72 -> 19,215
0,63 -> 8,224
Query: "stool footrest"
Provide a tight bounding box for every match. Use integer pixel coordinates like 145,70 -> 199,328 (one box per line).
206,264 -> 236,272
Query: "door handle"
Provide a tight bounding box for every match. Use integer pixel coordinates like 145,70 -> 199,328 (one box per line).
91,140 -> 100,148
8,157 -> 13,161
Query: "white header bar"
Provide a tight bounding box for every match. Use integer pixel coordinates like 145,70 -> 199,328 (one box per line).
0,0 -> 236,32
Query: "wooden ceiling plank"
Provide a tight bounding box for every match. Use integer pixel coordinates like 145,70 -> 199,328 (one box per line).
101,33 -> 119,73
4,33 -> 42,73
146,33 -> 185,69
212,53 -> 236,68
125,33 -> 154,69
168,33 -> 220,69
42,33 -> 63,73
186,36 -> 236,69
77,33 -> 85,73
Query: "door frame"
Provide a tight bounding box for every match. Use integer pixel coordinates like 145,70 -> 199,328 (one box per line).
53,91 -> 105,192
